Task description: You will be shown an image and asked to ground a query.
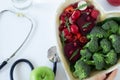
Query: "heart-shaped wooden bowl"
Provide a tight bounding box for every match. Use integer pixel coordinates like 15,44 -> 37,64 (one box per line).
55,0 -> 120,80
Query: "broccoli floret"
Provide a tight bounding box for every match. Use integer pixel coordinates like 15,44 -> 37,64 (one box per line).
87,26 -> 108,39
100,39 -> 111,53
86,53 -> 105,70
80,49 -> 92,60
105,50 -> 117,65
102,20 -> 119,34
84,37 -> 99,53
74,60 -> 91,80
93,53 -> 105,70
109,34 -> 120,53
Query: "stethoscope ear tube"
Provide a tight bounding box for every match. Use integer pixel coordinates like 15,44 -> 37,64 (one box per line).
10,59 -> 34,80
0,10 -> 34,70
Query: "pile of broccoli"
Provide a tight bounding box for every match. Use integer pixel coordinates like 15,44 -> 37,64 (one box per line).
74,20 -> 120,80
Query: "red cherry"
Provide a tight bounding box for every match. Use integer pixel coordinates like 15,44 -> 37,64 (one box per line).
76,33 -> 82,39
91,10 -> 99,19
70,24 -> 79,34
72,2 -> 78,8
79,36 -> 88,43
66,34 -> 73,41
60,14 -> 66,24
66,12 -> 72,17
60,11 -> 72,24
65,5 -> 74,13
63,28 -> 70,37
107,0 -> 120,6
69,17 -> 74,24
59,23 -> 66,32
88,9 -> 92,12
69,10 -> 81,24
71,10 -> 81,20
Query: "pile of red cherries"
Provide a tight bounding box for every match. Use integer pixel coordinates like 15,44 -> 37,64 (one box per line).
59,1 -> 100,63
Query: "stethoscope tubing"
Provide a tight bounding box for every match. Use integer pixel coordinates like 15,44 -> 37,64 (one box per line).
10,59 -> 57,80
53,61 -> 57,76
0,10 -> 34,70
10,59 -> 34,80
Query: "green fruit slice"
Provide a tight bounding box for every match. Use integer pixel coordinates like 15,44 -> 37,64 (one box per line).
30,66 -> 54,80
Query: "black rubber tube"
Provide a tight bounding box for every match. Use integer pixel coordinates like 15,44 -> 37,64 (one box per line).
10,59 -> 34,80
53,61 -> 57,76
0,61 -> 7,70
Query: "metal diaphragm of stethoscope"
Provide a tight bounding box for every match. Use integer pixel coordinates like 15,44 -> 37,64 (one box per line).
0,9 -> 34,70
47,46 -> 60,75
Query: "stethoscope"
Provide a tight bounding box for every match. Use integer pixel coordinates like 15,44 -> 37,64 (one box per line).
0,10 -> 59,80
0,10 -> 34,70
10,46 -> 59,80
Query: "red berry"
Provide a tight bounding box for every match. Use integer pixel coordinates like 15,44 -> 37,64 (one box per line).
69,10 -> 81,24
69,17 -> 74,24
88,9 -> 92,12
63,28 -> 70,37
79,36 -> 88,43
60,11 -> 72,24
71,10 -> 81,20
70,24 -> 79,34
76,33 -> 82,39
107,0 -> 120,6
65,5 -> 74,13
60,14 -> 66,24
59,23 -> 66,32
66,12 -> 72,17
66,34 -> 73,40
72,3 -> 78,8
91,10 -> 99,19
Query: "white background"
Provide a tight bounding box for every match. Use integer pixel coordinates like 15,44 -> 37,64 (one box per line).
0,0 -> 120,80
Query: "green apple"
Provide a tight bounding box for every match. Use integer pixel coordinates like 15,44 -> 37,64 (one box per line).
30,66 -> 54,80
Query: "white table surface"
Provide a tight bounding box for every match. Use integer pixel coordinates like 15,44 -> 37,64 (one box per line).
0,0 -> 120,80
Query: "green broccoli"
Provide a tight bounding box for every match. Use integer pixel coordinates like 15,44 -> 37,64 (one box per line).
80,49 -> 92,60
93,53 -> 105,70
86,53 -> 105,70
87,26 -> 108,39
84,37 -> 99,53
100,39 -> 111,53
117,26 -> 120,35
105,50 -> 117,65
109,34 -> 120,53
102,20 -> 119,34
74,60 -> 91,80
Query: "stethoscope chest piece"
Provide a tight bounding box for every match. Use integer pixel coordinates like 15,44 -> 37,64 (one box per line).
47,46 -> 60,75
